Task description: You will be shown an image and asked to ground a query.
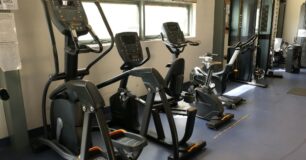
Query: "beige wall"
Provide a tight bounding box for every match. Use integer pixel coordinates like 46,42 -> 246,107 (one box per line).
283,0 -> 304,43
0,0 -> 215,138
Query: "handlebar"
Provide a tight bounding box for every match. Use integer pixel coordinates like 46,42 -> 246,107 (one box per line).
84,1 -> 115,73
80,27 -> 103,53
142,47 -> 151,65
120,47 -> 151,70
161,32 -> 200,48
240,35 -> 257,49
229,35 -> 257,50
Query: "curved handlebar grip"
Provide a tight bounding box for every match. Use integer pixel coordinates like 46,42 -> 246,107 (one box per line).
228,35 -> 257,49
87,28 -> 103,53
240,35 -> 257,48
85,1 -> 115,73
145,47 -> 151,60
229,41 -> 242,49
139,47 -> 151,66
160,32 -> 165,41
78,27 -> 103,54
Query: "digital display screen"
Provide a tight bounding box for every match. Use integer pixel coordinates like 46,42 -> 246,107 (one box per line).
122,35 -> 136,45
168,24 -> 179,31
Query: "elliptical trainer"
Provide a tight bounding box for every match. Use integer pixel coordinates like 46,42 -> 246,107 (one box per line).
32,1 -> 147,160
160,22 -> 234,129
97,32 -> 206,160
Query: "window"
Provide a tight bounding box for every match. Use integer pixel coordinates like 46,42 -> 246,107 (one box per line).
80,2 -> 139,42
145,4 -> 190,37
80,0 -> 195,42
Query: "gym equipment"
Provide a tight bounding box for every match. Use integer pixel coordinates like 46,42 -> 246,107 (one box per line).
97,32 -> 206,160
285,44 -> 302,73
268,0 -> 286,71
191,35 -> 257,110
228,0 -> 268,88
296,2 -> 306,67
0,88 -> 9,101
109,32 -> 151,131
257,0 -> 283,78
161,22 -> 234,129
192,55 -> 234,129
32,1 -> 147,159
271,38 -> 287,68
160,22 -> 198,103
257,0 -> 274,73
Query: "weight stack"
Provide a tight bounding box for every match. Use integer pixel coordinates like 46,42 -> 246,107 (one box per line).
285,44 -> 302,73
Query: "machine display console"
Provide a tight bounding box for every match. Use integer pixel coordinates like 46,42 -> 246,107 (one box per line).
162,22 -> 185,45
47,0 -> 89,36
115,32 -> 144,67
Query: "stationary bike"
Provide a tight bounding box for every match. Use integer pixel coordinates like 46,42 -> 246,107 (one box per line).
32,1 -> 147,159
97,32 -> 206,160
161,22 -> 234,129
191,35 -> 257,109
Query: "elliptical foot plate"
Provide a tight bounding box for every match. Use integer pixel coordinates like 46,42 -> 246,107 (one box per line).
206,113 -> 234,129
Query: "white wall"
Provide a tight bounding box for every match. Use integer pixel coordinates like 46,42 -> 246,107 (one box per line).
0,0 -> 215,138
283,0 -> 304,43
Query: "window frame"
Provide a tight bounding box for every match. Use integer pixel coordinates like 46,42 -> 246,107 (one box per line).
143,1 -> 193,39
80,0 -> 195,43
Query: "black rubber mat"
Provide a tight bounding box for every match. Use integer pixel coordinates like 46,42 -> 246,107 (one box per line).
287,88 -> 306,97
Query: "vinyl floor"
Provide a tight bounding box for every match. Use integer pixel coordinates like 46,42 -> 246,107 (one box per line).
1,69 -> 306,160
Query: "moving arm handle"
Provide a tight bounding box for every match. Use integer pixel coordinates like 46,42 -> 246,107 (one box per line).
97,71 -> 130,89
85,1 -> 115,73
78,26 -> 103,54
138,47 -> 151,66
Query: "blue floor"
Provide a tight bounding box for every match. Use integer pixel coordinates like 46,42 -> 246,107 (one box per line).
1,69 -> 306,160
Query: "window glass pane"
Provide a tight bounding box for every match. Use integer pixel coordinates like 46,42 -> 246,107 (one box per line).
145,5 -> 189,37
80,2 -> 139,41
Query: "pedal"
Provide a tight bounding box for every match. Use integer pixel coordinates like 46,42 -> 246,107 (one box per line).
168,141 -> 206,160
88,146 -> 107,160
110,129 -> 147,153
185,142 -> 206,153
226,103 -> 236,109
206,113 -> 234,129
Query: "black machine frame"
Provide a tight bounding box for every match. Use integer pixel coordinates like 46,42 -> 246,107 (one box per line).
97,31 -> 206,160
34,1 -> 149,160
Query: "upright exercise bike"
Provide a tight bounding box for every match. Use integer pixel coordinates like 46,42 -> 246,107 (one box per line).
191,35 -> 258,109
160,22 -> 234,129
32,1 -> 147,159
97,32 -> 206,160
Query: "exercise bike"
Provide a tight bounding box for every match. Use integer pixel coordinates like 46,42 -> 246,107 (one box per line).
97,32 -> 206,160
191,35 -> 257,109
160,22 -> 234,129
32,1 -> 147,159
